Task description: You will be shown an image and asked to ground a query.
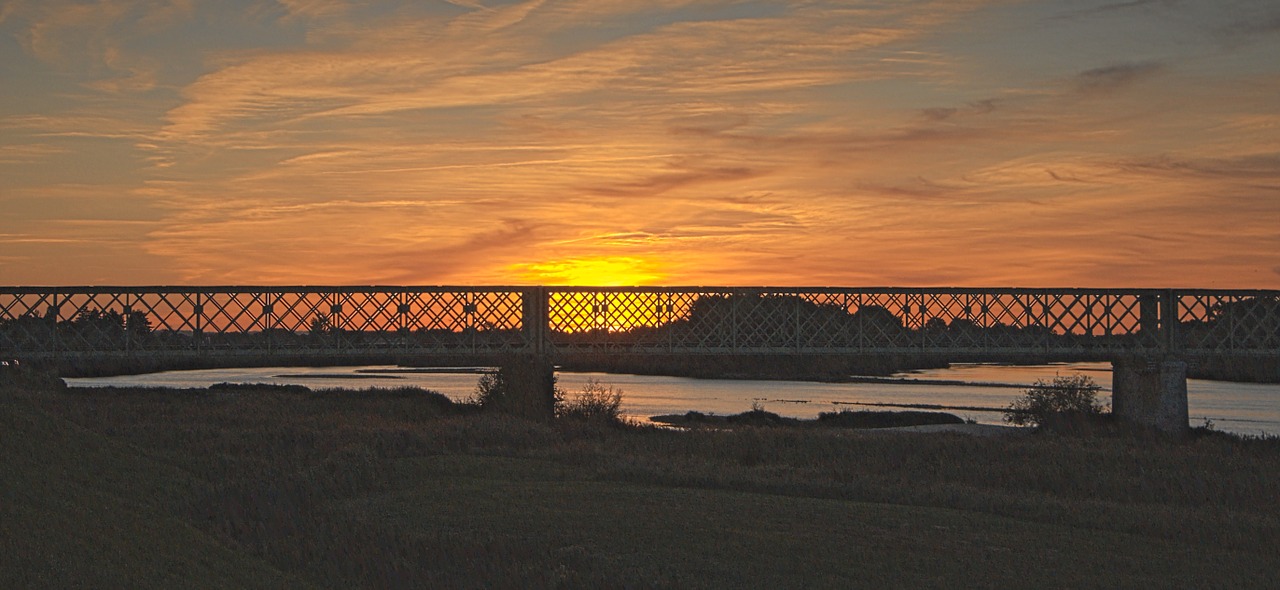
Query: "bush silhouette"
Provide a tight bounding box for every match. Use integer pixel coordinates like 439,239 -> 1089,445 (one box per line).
558,378 -> 623,424
470,370 -> 509,408
1004,374 -> 1107,427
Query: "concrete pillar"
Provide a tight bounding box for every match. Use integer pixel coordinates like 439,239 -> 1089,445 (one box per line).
495,354 -> 557,421
1111,359 -> 1189,434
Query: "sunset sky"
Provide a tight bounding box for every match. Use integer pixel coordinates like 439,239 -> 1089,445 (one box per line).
2,0 -> 1278,287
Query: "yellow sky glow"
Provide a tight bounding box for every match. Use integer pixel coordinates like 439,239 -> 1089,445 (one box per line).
510,257 -> 666,287
1,0 -> 1278,288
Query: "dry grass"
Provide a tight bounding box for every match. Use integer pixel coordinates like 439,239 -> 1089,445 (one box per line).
5,377 -> 1279,588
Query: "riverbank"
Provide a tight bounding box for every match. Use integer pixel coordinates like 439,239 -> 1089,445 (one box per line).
63,362 -> 1280,436
4,377 -> 1279,588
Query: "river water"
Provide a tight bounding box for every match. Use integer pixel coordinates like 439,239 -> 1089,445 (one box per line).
63,362 -> 1280,436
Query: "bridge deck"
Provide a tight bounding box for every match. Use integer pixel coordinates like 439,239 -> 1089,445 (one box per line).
2,287 -> 1277,363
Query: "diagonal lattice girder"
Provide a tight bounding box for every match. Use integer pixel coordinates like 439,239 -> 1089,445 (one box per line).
2,287 -> 1278,361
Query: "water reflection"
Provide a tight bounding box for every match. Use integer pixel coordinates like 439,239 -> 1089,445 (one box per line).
64,362 -> 1280,436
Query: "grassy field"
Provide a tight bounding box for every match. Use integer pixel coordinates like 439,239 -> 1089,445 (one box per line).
3,376 -> 1279,588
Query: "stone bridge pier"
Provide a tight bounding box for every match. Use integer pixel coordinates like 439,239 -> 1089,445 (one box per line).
1111,359 -> 1189,434
498,354 -> 558,421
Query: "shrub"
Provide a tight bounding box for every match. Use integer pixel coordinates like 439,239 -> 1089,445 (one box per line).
725,407 -> 790,427
558,379 -> 623,424
209,382 -> 311,394
470,364 -> 565,420
469,371 -> 508,408
1004,374 -> 1107,427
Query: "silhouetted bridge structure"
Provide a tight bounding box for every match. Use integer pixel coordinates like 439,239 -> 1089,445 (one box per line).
4,286 -> 1278,430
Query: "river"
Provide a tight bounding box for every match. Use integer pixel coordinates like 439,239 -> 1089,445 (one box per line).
63,362 -> 1280,436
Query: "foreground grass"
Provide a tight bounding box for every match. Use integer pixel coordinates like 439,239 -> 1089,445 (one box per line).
0,387 -> 298,588
3,380 -> 1279,588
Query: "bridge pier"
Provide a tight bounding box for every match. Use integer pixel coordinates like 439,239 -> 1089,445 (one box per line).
497,354 -> 558,421
1111,359 -> 1189,434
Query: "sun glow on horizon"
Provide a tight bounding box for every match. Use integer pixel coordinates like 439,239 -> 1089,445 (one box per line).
0,1 -> 1277,288
509,256 -> 666,287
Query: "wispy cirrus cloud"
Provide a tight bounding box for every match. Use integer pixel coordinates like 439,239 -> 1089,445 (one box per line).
1050,0 -> 1168,20
5,0 -> 191,84
0,143 -> 65,164
2,0 -> 1278,287
275,0 -> 351,20
1073,61 -> 1163,95
156,1 -> 968,142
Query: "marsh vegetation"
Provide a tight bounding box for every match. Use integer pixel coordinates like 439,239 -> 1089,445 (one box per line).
1003,374 -> 1108,427
3,368 -> 1279,588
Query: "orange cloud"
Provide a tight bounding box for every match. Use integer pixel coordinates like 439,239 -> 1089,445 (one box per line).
1,0 -> 1277,288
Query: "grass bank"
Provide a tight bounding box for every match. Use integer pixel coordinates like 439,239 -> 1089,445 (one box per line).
3,377 -> 1279,588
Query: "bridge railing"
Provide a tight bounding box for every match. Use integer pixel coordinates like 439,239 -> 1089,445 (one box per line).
543,287 -> 1171,358
1172,291 -> 1280,356
0,287 -> 531,359
1,286 -> 1277,361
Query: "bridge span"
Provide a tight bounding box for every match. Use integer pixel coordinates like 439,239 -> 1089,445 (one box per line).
3,286 -> 1278,431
